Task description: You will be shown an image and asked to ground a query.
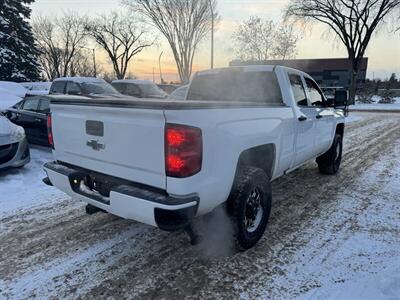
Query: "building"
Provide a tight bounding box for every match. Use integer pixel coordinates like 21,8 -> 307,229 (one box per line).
229,58 -> 368,88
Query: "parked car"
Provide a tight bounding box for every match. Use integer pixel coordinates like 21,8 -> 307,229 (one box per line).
167,85 -> 188,100
43,65 -> 348,250
49,77 -> 129,99
157,84 -> 181,94
0,113 -> 30,170
112,80 -> 168,99
5,96 -> 52,147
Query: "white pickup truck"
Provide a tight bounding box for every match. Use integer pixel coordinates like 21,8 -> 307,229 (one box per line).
43,65 -> 347,250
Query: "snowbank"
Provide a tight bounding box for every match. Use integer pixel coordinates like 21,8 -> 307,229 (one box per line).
0,89 -> 22,110
0,81 -> 27,97
350,96 -> 400,112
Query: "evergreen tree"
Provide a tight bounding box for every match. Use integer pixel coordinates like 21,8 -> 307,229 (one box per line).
0,0 -> 40,82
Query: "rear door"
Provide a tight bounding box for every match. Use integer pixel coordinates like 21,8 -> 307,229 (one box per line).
51,103 -> 167,189
36,98 -> 50,146
304,77 -> 336,155
20,97 -> 40,144
289,73 -> 316,166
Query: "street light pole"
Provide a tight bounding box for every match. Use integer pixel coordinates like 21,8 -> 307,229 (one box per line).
159,51 -> 164,84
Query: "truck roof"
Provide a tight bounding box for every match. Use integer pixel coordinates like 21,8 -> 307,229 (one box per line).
195,65 -> 310,79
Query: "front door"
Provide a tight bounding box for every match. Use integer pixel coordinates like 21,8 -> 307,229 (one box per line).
304,77 -> 336,156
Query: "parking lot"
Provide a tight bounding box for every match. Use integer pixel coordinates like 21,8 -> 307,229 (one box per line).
1,112 -> 400,299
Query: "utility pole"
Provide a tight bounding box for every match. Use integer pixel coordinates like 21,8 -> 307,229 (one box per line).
209,0 -> 214,69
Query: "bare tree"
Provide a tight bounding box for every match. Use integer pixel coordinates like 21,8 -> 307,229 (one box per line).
232,17 -> 275,61
70,50 -> 100,78
232,16 -> 299,62
85,12 -> 155,80
285,0 -> 400,102
273,24 -> 299,60
33,12 -> 87,80
124,0 -> 218,84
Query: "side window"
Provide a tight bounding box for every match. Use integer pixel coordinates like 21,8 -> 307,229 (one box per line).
305,78 -> 324,107
12,100 -> 24,109
126,84 -> 141,97
38,99 -> 50,114
289,74 -> 307,106
22,98 -> 40,111
66,82 -> 81,95
51,82 -> 66,94
112,83 -> 126,94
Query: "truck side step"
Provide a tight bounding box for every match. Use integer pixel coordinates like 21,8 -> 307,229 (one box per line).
85,204 -> 107,215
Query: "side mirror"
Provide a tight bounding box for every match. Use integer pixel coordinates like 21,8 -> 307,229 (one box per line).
334,90 -> 348,108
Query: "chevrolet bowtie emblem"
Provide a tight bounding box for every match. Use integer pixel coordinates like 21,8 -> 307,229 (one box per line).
86,140 -> 105,151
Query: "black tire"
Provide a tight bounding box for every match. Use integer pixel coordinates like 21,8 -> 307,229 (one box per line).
317,134 -> 343,175
228,167 -> 272,251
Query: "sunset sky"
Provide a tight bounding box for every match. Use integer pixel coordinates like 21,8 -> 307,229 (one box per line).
31,0 -> 400,82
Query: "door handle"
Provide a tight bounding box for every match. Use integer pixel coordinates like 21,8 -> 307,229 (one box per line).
316,115 -> 323,119
298,116 -> 307,122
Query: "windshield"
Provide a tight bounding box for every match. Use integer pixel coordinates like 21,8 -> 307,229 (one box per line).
139,84 -> 167,98
81,82 -> 120,95
187,70 -> 283,104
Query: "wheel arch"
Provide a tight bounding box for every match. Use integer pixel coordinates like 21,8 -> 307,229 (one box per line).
235,144 -> 276,180
336,122 -> 345,137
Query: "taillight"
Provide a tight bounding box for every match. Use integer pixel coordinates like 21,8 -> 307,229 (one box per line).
165,123 -> 202,178
47,114 -> 54,149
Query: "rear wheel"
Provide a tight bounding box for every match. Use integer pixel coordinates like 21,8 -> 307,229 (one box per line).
228,167 -> 272,251
317,134 -> 343,175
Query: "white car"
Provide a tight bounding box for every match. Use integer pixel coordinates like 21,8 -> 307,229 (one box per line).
0,114 -> 30,170
44,65 -> 347,250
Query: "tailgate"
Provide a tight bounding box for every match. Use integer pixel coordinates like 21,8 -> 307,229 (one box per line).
51,104 -> 166,189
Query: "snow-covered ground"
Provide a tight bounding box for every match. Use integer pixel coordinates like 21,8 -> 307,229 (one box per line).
350,96 -> 400,111
0,112 -> 399,299
0,146 -> 65,218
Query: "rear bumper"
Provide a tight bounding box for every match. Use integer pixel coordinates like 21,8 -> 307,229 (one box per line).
43,162 -> 198,231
